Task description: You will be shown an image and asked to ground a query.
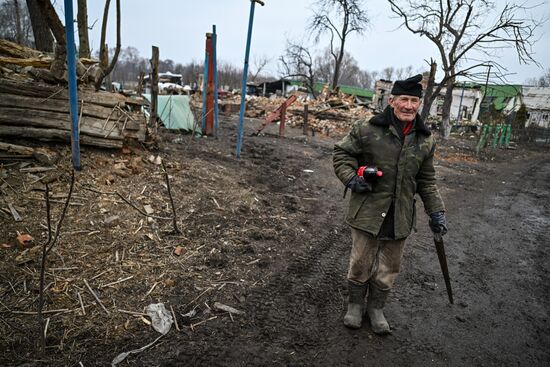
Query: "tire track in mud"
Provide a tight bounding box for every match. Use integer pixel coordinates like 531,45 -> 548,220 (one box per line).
166,138 -> 353,366
211,203 -> 351,366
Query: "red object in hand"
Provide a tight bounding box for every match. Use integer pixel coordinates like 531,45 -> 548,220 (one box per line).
357,166 -> 383,180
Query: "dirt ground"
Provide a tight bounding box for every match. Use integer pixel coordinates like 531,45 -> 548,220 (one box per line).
1,114 -> 549,366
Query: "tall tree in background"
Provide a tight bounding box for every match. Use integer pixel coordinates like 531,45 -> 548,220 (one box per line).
249,54 -> 270,83
0,0 -> 33,47
389,0 -> 543,139
25,0 -> 52,51
308,0 -> 369,91
279,40 -> 318,97
13,0 -> 23,44
315,47 -> 366,87
77,0 -> 90,58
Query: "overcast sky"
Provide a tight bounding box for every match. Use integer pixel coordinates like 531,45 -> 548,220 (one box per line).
63,0 -> 550,84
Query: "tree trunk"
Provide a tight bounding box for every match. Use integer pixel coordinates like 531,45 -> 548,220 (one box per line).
440,77 -> 455,139
77,0 -> 90,58
25,0 -> 54,52
331,42 -> 345,91
37,0 -> 65,47
13,0 -> 23,44
421,59 -> 437,120
94,0 -> 121,90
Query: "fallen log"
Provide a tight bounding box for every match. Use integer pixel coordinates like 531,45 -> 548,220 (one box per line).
0,125 -> 123,148
0,56 -> 51,68
0,39 -> 43,59
0,79 -> 128,108
0,141 -> 35,155
0,107 -> 124,140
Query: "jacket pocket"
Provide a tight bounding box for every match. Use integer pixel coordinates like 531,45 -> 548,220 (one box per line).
349,194 -> 369,219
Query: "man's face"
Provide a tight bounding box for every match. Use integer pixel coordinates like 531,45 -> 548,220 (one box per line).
390,95 -> 421,122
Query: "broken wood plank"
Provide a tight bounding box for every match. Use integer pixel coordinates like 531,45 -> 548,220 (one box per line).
0,39 -> 44,59
0,125 -> 123,148
0,141 -> 35,155
0,79 -> 128,108
213,302 -> 244,315
0,56 -> 51,68
8,203 -> 22,222
19,167 -> 55,173
0,107 -> 124,140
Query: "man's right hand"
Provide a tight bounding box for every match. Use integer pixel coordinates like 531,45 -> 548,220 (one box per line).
346,176 -> 372,193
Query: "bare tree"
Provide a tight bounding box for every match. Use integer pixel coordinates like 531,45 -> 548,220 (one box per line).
0,0 -> 34,47
36,0 -> 67,79
356,69 -> 374,88
382,66 -> 395,80
13,0 -> 23,44
77,0 -> 90,58
218,61 -> 242,90
250,54 -> 270,82
389,0 -> 543,138
527,68 -> 550,87
279,40 -> 318,97
308,0 -> 369,90
395,65 -> 413,80
315,46 -> 364,87
93,0 -> 121,90
25,0 -> 52,51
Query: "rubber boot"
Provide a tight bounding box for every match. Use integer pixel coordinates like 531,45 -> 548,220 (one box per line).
366,283 -> 392,335
343,280 -> 368,329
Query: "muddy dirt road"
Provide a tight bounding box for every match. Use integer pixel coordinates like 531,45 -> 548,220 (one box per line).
1,116 -> 549,366
147,122 -> 550,366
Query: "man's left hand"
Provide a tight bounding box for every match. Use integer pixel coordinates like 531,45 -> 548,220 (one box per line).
429,211 -> 448,236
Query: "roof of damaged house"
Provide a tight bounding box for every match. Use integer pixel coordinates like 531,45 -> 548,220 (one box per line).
522,87 -> 550,110
311,82 -> 374,99
482,84 -> 522,111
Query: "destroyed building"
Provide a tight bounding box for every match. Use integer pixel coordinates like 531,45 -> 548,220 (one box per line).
522,87 -> 550,128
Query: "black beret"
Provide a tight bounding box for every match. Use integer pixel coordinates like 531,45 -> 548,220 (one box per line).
390,74 -> 423,97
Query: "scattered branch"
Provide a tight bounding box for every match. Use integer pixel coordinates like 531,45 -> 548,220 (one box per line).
161,160 -> 180,233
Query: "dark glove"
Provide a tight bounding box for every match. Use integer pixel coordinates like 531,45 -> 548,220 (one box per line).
429,211 -> 448,236
346,175 -> 372,193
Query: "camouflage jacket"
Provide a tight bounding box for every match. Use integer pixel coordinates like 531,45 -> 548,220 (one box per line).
333,106 -> 445,239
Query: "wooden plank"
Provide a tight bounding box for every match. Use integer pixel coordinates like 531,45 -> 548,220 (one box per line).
0,125 -> 123,148
0,141 -> 36,155
0,56 -> 51,68
0,79 -> 127,108
0,107 -> 124,139
0,92 -> 117,120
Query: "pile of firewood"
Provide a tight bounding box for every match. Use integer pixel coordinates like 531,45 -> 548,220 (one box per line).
0,39 -> 147,149
0,79 -> 146,149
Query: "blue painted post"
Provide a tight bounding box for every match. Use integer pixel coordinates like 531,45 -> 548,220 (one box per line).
236,0 -> 264,158
213,25 -> 219,138
201,49 -> 209,132
63,0 -> 81,170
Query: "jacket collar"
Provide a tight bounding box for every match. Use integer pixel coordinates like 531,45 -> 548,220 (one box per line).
369,105 -> 431,136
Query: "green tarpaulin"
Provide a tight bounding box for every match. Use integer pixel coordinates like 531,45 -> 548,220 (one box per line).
143,94 -> 198,132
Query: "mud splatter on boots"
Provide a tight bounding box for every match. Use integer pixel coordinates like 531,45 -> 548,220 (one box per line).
367,283 -> 392,335
343,280 -> 368,329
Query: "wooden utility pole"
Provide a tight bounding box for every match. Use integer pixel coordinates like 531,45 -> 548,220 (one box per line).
149,46 -> 159,133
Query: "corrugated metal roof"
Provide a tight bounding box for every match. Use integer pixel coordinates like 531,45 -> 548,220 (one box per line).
522,87 -> 550,110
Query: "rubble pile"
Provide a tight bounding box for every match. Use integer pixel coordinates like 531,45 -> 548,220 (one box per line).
225,91 -> 374,137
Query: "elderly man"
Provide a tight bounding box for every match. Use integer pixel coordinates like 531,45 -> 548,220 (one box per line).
333,74 -> 447,334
